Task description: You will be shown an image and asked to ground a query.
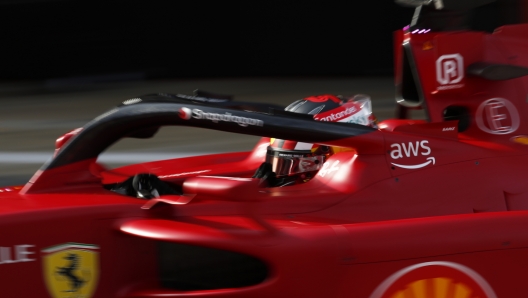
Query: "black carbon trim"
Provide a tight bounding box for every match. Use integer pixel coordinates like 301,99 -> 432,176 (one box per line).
468,62 -> 528,81
396,42 -> 425,109
46,100 -> 376,169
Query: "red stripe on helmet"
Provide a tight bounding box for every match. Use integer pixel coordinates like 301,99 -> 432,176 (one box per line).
304,94 -> 341,103
281,140 -> 298,150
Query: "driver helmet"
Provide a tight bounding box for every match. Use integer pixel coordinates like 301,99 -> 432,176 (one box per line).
266,94 -> 377,180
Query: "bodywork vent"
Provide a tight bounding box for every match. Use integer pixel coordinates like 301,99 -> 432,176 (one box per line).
158,242 -> 268,291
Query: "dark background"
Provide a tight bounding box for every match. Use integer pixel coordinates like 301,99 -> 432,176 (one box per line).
1,0 -> 524,81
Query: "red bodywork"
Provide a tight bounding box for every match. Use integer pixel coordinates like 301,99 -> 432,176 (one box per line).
3,21 -> 528,298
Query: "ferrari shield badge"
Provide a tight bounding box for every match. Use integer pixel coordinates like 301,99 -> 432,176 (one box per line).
41,243 -> 99,298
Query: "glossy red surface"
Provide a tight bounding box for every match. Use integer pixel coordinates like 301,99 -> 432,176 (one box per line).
3,19 -> 528,298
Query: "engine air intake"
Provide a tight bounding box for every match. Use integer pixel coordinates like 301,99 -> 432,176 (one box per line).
158,242 -> 269,291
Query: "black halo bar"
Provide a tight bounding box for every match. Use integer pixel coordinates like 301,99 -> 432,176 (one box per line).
45,96 -> 377,170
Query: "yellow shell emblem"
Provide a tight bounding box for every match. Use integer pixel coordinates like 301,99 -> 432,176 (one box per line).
511,135 -> 528,145
391,278 -> 473,298
371,262 -> 497,298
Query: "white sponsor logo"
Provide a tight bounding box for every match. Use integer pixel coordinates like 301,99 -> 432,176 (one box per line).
390,141 -> 431,159
391,157 -> 436,169
390,140 -> 435,169
318,107 -> 357,122
476,98 -> 520,135
318,160 -> 340,177
436,54 -> 464,86
437,84 -> 464,90
442,127 -> 456,131
179,108 -> 264,127
0,244 -> 35,264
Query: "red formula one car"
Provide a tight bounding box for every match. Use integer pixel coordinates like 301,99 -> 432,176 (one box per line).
3,0 -> 528,297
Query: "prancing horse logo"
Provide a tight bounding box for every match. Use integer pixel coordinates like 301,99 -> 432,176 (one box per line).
42,243 -> 99,298
56,253 -> 86,293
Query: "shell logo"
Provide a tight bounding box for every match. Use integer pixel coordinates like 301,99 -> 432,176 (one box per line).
390,278 -> 473,298
511,135 -> 528,145
370,262 -> 497,298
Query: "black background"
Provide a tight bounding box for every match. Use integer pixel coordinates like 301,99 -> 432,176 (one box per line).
0,0 -> 519,81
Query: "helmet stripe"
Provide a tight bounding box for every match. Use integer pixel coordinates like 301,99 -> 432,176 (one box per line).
271,139 -> 285,148
282,140 -> 297,150
294,142 -> 314,150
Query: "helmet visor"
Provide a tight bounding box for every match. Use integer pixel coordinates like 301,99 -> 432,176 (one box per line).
265,148 -> 325,177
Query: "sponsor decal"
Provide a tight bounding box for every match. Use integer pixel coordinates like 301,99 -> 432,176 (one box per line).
370,261 -> 497,298
179,107 -> 192,120
316,106 -> 358,122
511,135 -> 528,145
437,84 -> 464,91
315,102 -> 371,126
436,54 -> 464,90
0,244 -> 35,264
318,160 -> 340,177
178,107 -> 264,127
476,98 -> 520,135
442,127 -> 456,131
42,243 -> 99,298
278,152 -> 305,158
390,140 -> 435,169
